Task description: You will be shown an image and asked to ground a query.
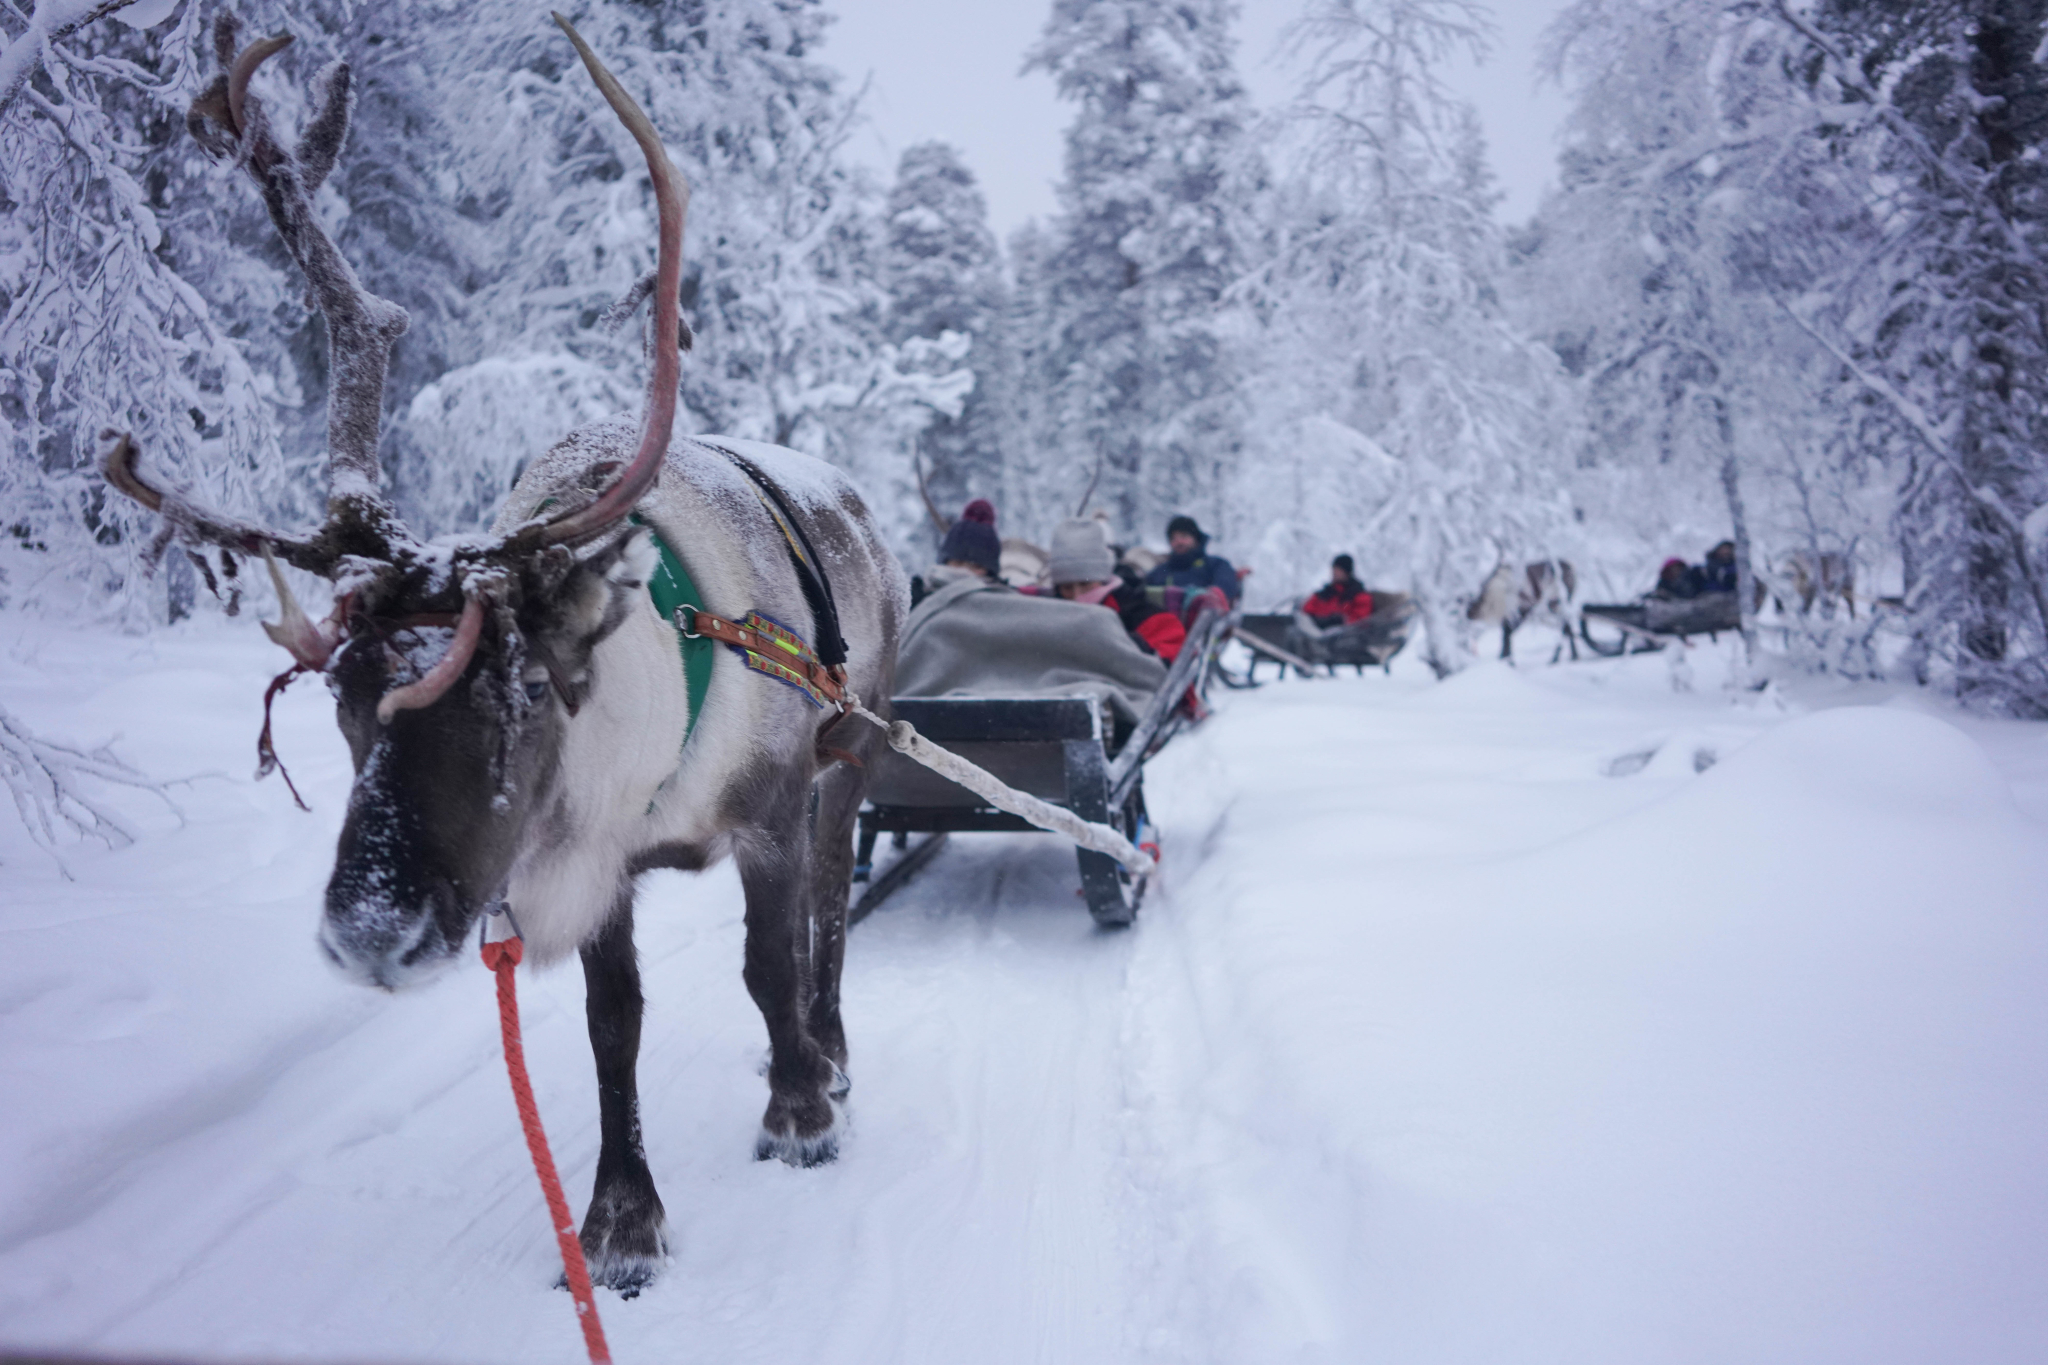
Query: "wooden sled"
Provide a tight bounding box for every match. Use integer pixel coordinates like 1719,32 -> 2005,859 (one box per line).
1231,592 -> 1416,683
850,603 -> 1232,926
1579,592 -> 1742,656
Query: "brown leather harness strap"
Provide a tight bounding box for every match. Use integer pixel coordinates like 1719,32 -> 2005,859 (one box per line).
682,606 -> 861,767
679,605 -> 848,710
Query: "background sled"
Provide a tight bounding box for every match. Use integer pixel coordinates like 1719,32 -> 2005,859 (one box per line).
1234,592 -> 1416,682
1579,592 -> 1742,656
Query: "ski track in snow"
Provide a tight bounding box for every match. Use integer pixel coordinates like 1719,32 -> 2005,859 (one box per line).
4,618 -> 2048,1363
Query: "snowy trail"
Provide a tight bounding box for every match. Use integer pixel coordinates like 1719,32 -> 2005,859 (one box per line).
6,619 -> 2048,1363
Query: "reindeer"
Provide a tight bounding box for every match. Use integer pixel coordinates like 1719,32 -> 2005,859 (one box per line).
1467,558 -> 1579,662
1780,549 -> 1856,620
97,15 -> 904,1295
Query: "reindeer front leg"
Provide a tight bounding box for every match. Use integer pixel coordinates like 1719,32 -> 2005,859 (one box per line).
737,811 -> 847,1167
578,892 -> 668,1295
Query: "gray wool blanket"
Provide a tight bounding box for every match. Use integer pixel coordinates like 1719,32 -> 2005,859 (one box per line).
895,570 -> 1168,727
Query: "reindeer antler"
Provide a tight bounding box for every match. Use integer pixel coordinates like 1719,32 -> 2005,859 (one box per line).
102,7 -> 686,715
100,430 -> 331,572
496,15 -> 691,552
209,20 -> 409,520
108,14 -> 411,572
913,453 -> 949,535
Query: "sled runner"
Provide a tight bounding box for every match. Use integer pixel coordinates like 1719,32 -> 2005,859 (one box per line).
1225,622 -> 1325,683
1579,591 -> 1743,656
850,602 -> 1232,926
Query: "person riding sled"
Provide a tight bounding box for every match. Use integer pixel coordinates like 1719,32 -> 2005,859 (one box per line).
1652,557 -> 1705,600
1640,546 -> 1742,634
894,522 -> 1171,733
912,498 -> 1004,608
1302,554 -> 1373,628
1047,518 -> 1187,662
1145,514 -> 1241,615
1698,540 -> 1739,594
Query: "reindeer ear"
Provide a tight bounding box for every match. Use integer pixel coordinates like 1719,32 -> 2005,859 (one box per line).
608,525 -> 658,591
549,527 -> 655,650
563,524 -> 651,587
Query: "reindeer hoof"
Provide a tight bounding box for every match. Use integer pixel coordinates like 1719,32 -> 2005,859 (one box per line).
755,1078 -> 846,1167
754,1123 -> 841,1167
562,1247 -> 664,1298
575,1187 -> 669,1296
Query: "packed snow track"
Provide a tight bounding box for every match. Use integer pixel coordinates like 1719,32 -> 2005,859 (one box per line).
5,621 -> 2048,1364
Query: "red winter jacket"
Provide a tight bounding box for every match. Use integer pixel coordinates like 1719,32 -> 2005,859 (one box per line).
1108,571 -> 1187,661
1303,580 -> 1373,626
1127,606 -> 1186,662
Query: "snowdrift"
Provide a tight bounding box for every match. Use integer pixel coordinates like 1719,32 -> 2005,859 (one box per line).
1134,682 -> 2048,1365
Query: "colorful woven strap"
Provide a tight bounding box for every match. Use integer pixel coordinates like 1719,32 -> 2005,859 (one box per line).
678,606 -> 845,710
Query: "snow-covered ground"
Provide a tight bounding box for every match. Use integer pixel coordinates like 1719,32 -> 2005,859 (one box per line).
4,616 -> 2047,1364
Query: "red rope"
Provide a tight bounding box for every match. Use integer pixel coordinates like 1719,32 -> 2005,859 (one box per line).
483,936 -> 612,1365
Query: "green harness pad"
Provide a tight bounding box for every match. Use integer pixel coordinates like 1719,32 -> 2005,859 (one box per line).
630,514 -> 713,751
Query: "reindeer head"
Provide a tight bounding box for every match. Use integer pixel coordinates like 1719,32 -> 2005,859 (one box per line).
101,14 -> 689,988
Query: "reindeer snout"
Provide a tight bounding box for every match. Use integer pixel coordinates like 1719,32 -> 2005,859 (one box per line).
319,874 -> 463,991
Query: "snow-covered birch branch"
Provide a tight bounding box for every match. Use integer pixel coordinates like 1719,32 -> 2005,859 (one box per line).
0,0 -> 138,117
0,701 -> 182,877
1774,293 -> 2048,640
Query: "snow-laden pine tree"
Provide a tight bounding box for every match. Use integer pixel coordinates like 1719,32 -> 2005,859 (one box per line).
1524,0 -> 1781,658
1243,0 -> 1571,674
390,0 -> 968,549
998,219 -> 1064,542
881,141 -> 1010,535
1523,0 -> 2048,705
1027,0 -> 1255,545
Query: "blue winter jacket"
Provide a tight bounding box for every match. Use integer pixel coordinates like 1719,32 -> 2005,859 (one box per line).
1145,542 -> 1242,603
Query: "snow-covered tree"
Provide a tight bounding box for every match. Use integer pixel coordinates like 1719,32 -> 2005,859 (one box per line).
1525,0 -> 1804,666
386,0 -> 969,552
996,219 -> 1063,542
1027,0 -> 1255,544
1775,0 -> 2048,712
1520,0 -> 2048,707
881,141 -> 1009,527
4,0 -> 965,615
1242,0 -> 1572,674
1,0 -> 304,625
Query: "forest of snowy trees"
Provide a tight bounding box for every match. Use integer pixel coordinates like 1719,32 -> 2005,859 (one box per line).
5,0 -> 2048,713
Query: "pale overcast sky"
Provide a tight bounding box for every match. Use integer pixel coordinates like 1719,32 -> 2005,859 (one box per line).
821,0 -> 1577,238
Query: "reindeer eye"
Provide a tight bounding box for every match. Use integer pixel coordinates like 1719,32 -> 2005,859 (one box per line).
525,679 -> 549,703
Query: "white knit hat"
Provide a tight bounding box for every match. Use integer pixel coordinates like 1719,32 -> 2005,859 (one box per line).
1047,518 -> 1116,586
